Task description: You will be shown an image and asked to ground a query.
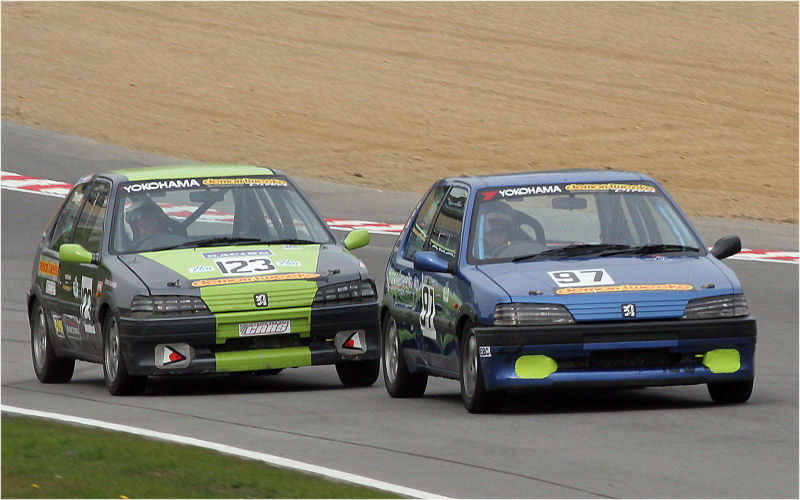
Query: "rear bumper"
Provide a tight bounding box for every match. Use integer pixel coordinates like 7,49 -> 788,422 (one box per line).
116,302 -> 379,376
473,316 -> 756,391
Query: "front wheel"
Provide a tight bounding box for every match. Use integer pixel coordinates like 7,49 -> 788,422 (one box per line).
103,314 -> 147,396
382,314 -> 427,397
708,379 -> 753,404
30,303 -> 74,383
460,327 -> 506,413
336,359 -> 379,387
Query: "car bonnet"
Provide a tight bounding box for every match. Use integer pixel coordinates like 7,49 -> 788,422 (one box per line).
477,255 -> 741,321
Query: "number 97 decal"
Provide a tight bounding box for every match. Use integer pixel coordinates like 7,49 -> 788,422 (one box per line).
216,257 -> 276,275
548,269 -> 614,286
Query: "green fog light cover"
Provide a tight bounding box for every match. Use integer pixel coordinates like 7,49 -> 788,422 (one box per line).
515,355 -> 557,379
702,349 -> 741,374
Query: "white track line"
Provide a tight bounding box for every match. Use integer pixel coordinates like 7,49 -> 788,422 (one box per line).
1,405 -> 447,499
2,171 -> 796,264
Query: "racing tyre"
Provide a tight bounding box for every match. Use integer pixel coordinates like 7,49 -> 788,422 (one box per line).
460,326 -> 506,413
382,314 -> 427,397
708,379 -> 753,404
103,314 -> 147,396
336,359 -> 380,387
30,303 -> 75,383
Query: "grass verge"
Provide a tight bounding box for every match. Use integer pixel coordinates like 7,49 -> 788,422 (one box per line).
2,416 -> 400,498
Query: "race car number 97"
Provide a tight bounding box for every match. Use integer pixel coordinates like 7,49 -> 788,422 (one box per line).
547,269 -> 614,286
215,257 -> 276,275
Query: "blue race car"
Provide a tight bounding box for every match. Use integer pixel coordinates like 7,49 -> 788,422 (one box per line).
380,170 -> 756,412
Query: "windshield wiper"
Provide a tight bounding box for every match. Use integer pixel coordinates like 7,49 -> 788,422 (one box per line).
599,243 -> 701,256
511,244 -> 632,262
266,238 -> 322,245
150,236 -> 265,251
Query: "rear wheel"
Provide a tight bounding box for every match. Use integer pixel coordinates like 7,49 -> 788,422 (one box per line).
460,326 -> 506,413
708,379 -> 753,404
382,314 -> 427,397
30,303 -> 74,383
103,314 -> 146,396
336,359 -> 380,387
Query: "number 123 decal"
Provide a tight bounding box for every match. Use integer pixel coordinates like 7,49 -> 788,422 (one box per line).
216,257 -> 276,275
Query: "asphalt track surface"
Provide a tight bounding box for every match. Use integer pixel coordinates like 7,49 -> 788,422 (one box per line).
2,121 -> 798,498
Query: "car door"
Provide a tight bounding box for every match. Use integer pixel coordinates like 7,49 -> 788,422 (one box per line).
58,179 -> 112,357
419,184 -> 469,373
386,184 -> 450,361
39,182 -> 94,351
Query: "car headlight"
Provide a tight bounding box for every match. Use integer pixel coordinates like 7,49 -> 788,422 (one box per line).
130,295 -> 210,316
313,280 -> 376,305
494,303 -> 575,326
682,294 -> 749,319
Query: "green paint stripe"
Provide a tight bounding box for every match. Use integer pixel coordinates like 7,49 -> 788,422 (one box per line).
112,165 -> 275,181
215,347 -> 311,372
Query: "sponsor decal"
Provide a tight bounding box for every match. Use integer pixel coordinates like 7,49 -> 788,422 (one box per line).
283,245 -> 300,250
335,330 -> 367,354
555,283 -> 694,295
622,303 -> 637,318
479,346 -> 492,358
276,259 -> 301,267
192,272 -> 319,287
548,269 -> 614,287
188,265 -> 215,273
564,183 -> 656,193
239,320 -> 291,336
155,344 -> 192,369
104,279 -> 117,289
96,281 -> 104,296
45,280 -> 57,296
38,256 -> 59,280
496,185 -> 562,198
52,314 -> 65,338
80,276 -> 96,334
254,293 -> 269,307
215,257 -> 276,275
72,277 -> 80,299
63,314 -> 81,339
442,285 -> 450,303
202,177 -> 288,187
122,178 -> 201,193
201,249 -> 273,259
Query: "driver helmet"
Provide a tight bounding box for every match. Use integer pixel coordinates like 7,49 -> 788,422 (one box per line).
125,196 -> 168,239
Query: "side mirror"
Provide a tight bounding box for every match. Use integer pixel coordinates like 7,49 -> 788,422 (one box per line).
343,229 -> 369,251
413,251 -> 455,274
59,243 -> 98,265
710,235 -> 742,260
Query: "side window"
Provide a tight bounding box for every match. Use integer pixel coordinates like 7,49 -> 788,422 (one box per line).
48,183 -> 92,250
404,185 -> 449,261
426,186 -> 468,264
73,181 -> 111,253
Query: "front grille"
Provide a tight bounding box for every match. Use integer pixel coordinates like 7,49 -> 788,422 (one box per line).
214,334 -> 309,353
568,349 -> 685,370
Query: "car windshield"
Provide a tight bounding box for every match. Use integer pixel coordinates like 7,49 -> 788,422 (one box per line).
111,175 -> 334,254
468,181 -> 704,263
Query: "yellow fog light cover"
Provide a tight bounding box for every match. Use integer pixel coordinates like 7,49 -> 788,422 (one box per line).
515,355 -> 557,379
702,349 -> 741,374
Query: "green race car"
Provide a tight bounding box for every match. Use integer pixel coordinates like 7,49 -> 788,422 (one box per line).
28,165 -> 380,395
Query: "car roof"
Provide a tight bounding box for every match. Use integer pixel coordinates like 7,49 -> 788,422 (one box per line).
443,168 -> 655,189
108,164 -> 283,182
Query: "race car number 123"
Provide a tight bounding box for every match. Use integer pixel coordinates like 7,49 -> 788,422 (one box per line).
215,257 -> 276,275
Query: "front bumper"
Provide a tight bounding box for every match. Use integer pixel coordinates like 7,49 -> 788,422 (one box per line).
473,316 -> 756,391
117,302 -> 380,376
